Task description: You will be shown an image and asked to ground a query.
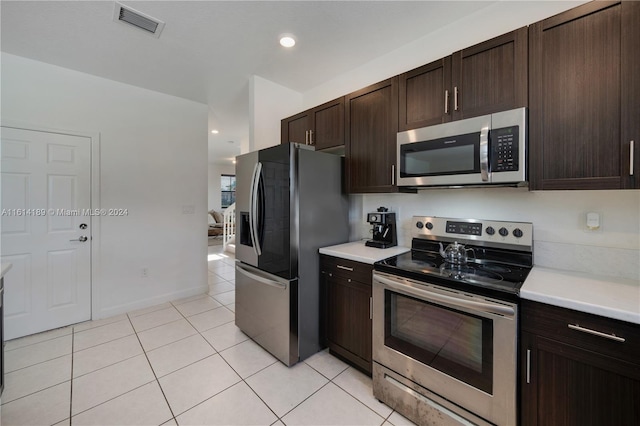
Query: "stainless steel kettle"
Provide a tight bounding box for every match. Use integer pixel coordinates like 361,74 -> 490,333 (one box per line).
439,241 -> 475,265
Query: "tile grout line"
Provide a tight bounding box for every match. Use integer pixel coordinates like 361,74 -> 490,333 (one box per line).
161,297 -> 246,422
329,371 -> 390,423
4,327 -> 73,353
126,312 -> 178,425
168,285 -> 286,423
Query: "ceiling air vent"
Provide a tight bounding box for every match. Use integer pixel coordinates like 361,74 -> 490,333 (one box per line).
112,2 -> 165,38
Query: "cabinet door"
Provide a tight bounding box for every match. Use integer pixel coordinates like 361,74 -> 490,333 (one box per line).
522,332 -> 640,426
326,274 -> 372,373
281,111 -> 311,145
529,1 -> 627,190
452,27 -> 528,121
399,57 -> 452,131
345,77 -> 399,193
622,0 -> 640,188
311,97 -> 344,151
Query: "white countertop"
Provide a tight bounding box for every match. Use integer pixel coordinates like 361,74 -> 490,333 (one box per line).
521,266 -> 640,325
319,241 -> 410,265
1,263 -> 12,279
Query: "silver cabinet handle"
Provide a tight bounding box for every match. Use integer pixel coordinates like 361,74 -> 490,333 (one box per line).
309,130 -> 314,145
630,140 -> 634,176
336,265 -> 353,272
454,86 -> 459,111
568,324 -> 625,342
526,349 -> 531,384
444,89 -> 450,114
391,164 -> 395,186
70,236 -> 88,242
305,130 -> 309,144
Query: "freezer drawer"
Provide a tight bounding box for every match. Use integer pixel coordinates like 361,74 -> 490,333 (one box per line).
235,261 -> 298,366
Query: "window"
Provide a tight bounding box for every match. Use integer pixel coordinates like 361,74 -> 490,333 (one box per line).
221,174 -> 236,208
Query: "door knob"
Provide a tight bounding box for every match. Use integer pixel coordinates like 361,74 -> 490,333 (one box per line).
70,236 -> 88,242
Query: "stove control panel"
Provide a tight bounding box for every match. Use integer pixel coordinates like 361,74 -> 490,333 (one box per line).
413,216 -> 533,248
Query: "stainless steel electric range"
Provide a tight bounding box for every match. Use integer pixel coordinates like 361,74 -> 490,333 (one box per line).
372,216 -> 533,426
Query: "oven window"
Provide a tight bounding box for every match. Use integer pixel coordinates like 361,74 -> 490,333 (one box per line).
384,290 -> 493,394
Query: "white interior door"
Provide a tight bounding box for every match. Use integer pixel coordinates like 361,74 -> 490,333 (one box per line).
1,126 -> 91,340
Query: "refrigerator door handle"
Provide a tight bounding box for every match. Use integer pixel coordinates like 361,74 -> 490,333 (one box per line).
235,262 -> 287,290
249,162 -> 263,256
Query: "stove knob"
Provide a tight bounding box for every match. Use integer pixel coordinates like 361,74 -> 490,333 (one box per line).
426,222 -> 433,230
499,227 -> 509,237
416,221 -> 424,229
486,226 -> 495,235
513,228 -> 524,238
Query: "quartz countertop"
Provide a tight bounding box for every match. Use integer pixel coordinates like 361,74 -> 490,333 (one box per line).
1,263 -> 12,279
521,266 -> 640,325
319,241 -> 410,265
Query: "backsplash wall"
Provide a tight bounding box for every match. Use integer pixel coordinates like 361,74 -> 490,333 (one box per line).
351,188 -> 640,281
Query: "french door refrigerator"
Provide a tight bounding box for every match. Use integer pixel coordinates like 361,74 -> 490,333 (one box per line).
235,143 -> 349,366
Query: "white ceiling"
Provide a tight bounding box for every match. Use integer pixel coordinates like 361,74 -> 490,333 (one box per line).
1,0 -> 497,164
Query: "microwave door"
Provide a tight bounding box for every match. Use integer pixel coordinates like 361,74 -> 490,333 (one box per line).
397,114 -> 491,187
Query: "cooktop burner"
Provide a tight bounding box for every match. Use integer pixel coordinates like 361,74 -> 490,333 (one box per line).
374,216 -> 534,301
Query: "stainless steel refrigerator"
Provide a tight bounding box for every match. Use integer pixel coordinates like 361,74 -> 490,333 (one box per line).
235,143 -> 349,366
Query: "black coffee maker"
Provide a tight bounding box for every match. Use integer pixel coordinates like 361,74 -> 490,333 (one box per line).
365,207 -> 397,248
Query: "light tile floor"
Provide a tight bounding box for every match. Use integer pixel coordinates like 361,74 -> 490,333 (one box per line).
0,245 -> 416,426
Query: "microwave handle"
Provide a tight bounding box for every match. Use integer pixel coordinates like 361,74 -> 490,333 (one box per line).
480,125 -> 490,182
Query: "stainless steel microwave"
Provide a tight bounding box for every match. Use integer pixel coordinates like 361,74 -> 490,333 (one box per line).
397,107 -> 527,187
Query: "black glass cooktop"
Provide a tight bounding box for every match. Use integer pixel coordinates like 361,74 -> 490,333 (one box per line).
374,239 -> 533,301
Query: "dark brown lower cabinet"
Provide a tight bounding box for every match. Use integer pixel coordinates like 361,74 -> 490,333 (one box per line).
521,300 -> 640,425
320,255 -> 373,375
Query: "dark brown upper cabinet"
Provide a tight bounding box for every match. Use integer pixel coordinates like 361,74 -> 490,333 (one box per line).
399,27 -> 528,131
281,97 -> 345,151
345,77 -> 401,193
529,1 -> 640,190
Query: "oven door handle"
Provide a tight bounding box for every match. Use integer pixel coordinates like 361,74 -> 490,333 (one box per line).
374,273 -> 515,318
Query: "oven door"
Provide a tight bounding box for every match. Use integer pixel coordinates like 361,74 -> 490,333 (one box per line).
372,271 -> 517,426
396,114 -> 490,187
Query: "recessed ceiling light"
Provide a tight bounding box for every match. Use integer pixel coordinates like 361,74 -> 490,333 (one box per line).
279,35 -> 296,48
211,129 -> 219,134
232,159 -> 237,164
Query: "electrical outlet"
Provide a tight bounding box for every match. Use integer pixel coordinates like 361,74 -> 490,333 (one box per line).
141,267 -> 149,278
586,212 -> 601,231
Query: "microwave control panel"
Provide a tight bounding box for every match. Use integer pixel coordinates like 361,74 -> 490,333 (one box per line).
491,126 -> 519,172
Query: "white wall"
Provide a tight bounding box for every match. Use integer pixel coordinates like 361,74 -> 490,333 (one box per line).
353,189 -> 640,281
249,75 -> 302,152
1,53 -> 209,319
208,163 -> 236,212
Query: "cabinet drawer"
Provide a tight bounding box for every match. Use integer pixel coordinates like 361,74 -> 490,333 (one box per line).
521,300 -> 640,366
320,255 -> 373,284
